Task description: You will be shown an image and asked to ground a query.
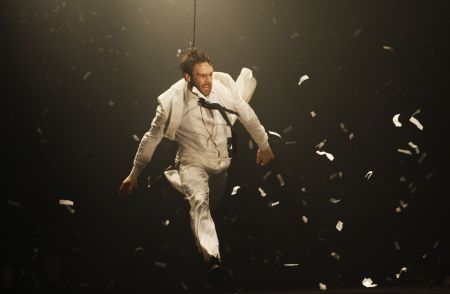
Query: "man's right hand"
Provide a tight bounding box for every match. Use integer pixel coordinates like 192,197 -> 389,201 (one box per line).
119,176 -> 138,197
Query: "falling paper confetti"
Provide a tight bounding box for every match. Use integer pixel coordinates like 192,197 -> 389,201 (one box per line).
164,220 -> 170,226
268,130 -> 283,140
135,246 -> 144,251
316,150 -> 335,161
262,171 -> 272,180
382,45 -> 394,52
283,125 -> 293,133
393,114 -> 402,127
331,252 -> 341,260
276,174 -> 285,186
82,71 -> 91,80
395,207 -> 402,213
298,74 -> 310,86
108,99 -> 115,106
290,31 -> 300,39
397,148 -> 412,156
349,133 -> 354,140
409,116 -> 424,130
59,199 -> 74,206
394,241 -> 401,250
319,283 -> 327,290
316,139 -> 327,149
302,216 -> 309,223
412,109 -> 421,116
154,261 -> 167,268
365,171 -> 373,179
310,111 -> 317,118
399,200 -> 408,209
284,263 -> 299,267
258,187 -> 267,197
396,267 -> 407,279
362,277 -> 378,288
231,186 -> 241,195
408,142 -> 420,154
329,198 -> 342,204
132,134 -> 140,142
336,221 -> 343,231
269,201 -> 280,207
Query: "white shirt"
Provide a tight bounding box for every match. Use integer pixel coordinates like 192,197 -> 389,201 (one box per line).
129,78 -> 269,178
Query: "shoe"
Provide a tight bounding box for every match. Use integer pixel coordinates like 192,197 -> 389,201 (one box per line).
206,257 -> 227,288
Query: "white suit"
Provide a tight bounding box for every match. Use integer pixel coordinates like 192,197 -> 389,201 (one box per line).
129,68 -> 269,262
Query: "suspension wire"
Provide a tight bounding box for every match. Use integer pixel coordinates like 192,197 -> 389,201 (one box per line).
192,0 -> 197,47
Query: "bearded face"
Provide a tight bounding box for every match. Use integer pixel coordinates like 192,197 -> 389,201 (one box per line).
185,62 -> 213,96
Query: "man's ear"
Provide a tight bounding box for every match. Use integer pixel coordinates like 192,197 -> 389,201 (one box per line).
184,73 -> 191,82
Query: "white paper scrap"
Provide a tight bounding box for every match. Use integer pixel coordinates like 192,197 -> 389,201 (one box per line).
412,109 -> 421,116
82,71 -> 91,80
316,139 -> 327,149
399,200 -> 408,209
336,221 -> 344,231
393,114 -> 402,127
231,186 -> 241,195
310,111 -> 317,118
59,199 -> 74,206
409,116 -> 423,130
394,241 -> 401,250
408,142 -> 420,154
302,216 -> 309,224
283,125 -> 293,133
398,149 -> 412,155
284,263 -> 299,267
365,171 -> 373,179
329,197 -> 342,204
154,261 -> 167,268
316,150 -> 334,161
132,134 -> 140,142
298,74 -> 310,86
331,252 -> 341,260
269,201 -> 280,207
383,45 -> 394,52
135,246 -> 144,251
276,174 -> 285,186
258,187 -> 267,197
262,171 -> 272,180
268,130 -> 282,140
362,277 -> 378,288
319,282 -> 327,290
396,267 -> 407,279
395,207 -> 402,213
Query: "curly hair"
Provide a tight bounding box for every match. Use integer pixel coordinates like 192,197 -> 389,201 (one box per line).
178,47 -> 213,76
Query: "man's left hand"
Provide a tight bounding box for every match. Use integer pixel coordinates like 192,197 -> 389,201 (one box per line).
256,147 -> 275,166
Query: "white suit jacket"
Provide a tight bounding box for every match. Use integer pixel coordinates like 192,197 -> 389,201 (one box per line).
130,68 -> 264,193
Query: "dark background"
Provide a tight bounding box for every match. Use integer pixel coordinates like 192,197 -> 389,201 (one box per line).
1,0 -> 450,292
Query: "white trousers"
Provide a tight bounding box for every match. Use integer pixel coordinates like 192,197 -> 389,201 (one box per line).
178,164 -> 227,263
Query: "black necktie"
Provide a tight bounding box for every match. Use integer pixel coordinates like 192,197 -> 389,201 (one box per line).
198,97 -> 239,157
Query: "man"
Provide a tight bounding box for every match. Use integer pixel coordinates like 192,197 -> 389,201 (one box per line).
119,47 -> 275,286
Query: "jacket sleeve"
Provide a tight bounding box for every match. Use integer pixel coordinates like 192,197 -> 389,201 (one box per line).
224,74 -> 270,151
128,103 -> 168,179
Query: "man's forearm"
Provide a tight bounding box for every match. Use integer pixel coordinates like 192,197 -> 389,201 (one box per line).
128,104 -> 167,178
